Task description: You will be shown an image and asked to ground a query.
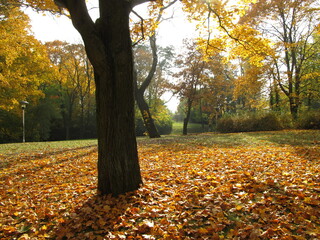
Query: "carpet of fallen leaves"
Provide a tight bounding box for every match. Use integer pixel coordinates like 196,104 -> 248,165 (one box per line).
1,133 -> 320,239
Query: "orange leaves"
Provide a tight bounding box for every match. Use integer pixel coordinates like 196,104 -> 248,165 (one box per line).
1,133 -> 320,239
0,146 -> 97,239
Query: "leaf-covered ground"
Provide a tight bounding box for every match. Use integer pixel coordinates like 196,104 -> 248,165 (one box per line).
1,131 -> 319,239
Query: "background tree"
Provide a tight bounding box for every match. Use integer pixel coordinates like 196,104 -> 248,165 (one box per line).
0,6 -> 52,110
133,0 -> 177,138
232,59 -> 265,111
134,35 -> 161,138
174,40 -> 207,135
301,34 -> 320,109
199,53 -> 236,128
0,5 -> 55,142
242,0 -> 320,119
46,41 -> 95,140
134,42 -> 174,136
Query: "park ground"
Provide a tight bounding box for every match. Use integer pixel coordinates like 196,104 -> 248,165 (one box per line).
0,130 -> 319,239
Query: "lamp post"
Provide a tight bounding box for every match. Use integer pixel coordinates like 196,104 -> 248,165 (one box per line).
20,101 -> 29,143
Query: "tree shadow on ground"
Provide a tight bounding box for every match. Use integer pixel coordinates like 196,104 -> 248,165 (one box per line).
53,193 -> 138,240
0,146 -> 97,182
0,145 -> 97,169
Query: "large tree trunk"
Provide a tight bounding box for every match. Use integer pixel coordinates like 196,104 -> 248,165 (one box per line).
65,0 -> 143,196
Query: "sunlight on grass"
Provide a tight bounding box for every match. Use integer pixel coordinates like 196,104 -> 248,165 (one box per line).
0,139 -> 97,155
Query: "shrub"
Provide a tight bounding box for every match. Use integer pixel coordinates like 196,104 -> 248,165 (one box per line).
135,118 -> 146,136
217,112 -> 283,133
135,99 -> 173,136
155,117 -> 173,135
135,117 -> 173,136
216,116 -> 234,133
297,111 -> 320,129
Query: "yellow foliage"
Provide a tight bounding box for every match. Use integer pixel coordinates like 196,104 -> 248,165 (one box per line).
0,7 -> 53,110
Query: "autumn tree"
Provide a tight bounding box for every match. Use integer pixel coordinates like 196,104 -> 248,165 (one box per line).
50,0 -> 149,195
0,5 -> 55,142
200,53 -> 236,127
301,34 -> 320,109
0,6 -> 52,110
233,59 -> 265,111
241,0 -> 320,119
174,40 -> 207,135
133,1 -> 177,138
5,0 -> 152,195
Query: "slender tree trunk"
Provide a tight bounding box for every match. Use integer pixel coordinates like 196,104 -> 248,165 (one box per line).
134,35 -> 160,138
66,0 -> 143,196
183,99 -> 193,135
199,98 -> 204,131
135,90 -> 161,138
63,106 -> 72,140
289,96 -> 298,120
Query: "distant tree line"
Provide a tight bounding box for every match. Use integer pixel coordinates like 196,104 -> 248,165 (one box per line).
0,7 -> 172,143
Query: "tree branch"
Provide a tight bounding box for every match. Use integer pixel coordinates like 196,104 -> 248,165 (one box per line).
131,0 -> 155,9
138,34 -> 158,94
132,10 -> 145,47
62,0 -> 106,74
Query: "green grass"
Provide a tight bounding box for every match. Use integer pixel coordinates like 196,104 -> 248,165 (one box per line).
1,130 -> 319,156
208,130 -> 318,146
171,121 -> 209,135
141,129 -> 320,147
0,139 -> 97,155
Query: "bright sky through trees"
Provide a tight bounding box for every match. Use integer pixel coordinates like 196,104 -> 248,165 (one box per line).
24,1 -> 196,112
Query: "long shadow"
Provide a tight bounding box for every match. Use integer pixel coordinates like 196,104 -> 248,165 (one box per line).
53,193 -> 134,239
0,146 -> 97,182
0,145 -> 97,170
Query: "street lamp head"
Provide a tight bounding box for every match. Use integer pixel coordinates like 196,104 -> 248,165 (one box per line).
20,100 -> 29,109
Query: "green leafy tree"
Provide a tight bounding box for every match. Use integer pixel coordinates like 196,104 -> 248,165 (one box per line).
45,41 -> 95,140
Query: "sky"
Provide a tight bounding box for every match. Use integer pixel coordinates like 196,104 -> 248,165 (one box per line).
25,2 -> 196,112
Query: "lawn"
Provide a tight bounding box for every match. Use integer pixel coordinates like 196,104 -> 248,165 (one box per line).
171,121 -> 209,135
0,130 -> 319,239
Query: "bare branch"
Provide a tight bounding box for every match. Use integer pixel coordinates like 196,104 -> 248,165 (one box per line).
131,10 -> 145,47
132,0 -> 178,46
205,10 -> 224,54
131,0 -> 155,9
157,0 -> 178,23
138,34 -> 158,93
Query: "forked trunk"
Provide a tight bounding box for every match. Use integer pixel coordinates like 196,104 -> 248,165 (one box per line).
68,0 -> 143,195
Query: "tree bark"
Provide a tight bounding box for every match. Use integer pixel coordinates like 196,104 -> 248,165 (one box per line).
63,0 -> 143,196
